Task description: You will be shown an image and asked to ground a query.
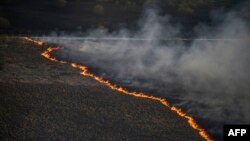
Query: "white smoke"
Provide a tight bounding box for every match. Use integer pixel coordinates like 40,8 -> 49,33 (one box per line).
39,4 -> 250,128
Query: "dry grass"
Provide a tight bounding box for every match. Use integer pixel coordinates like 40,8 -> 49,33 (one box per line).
0,37 -> 203,141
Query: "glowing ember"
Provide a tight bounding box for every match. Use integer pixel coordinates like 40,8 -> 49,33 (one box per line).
24,37 -> 213,141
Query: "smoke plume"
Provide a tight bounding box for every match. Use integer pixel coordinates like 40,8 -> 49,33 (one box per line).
39,2 -> 250,135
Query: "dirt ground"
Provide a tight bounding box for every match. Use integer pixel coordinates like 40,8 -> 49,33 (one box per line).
0,36 -> 203,141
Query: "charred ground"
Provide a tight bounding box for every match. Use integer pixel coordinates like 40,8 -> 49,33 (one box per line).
0,37 -> 204,140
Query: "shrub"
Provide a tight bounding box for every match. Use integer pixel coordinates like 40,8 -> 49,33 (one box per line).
93,4 -> 105,15
0,17 -> 10,28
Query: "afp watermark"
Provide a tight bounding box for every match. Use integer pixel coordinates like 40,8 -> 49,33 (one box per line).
224,125 -> 249,141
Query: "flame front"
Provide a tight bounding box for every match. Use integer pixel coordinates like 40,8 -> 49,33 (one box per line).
24,37 -> 213,141
24,37 -> 44,46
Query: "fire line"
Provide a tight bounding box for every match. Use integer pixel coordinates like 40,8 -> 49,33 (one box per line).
24,37 -> 213,141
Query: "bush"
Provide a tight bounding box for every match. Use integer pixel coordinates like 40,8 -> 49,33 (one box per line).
93,4 -> 105,15
0,17 -> 10,28
53,0 -> 67,8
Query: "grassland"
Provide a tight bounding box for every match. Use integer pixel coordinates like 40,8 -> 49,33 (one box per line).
0,37 -> 203,141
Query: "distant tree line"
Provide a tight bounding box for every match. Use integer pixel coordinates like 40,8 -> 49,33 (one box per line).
0,0 -> 238,30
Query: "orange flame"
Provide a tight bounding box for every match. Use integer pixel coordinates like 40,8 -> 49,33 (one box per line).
23,37 -> 44,46
24,37 -> 213,141
41,47 -> 67,64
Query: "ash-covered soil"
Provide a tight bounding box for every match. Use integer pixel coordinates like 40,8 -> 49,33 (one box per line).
0,36 -> 203,141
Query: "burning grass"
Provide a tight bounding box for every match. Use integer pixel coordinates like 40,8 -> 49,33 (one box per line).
26,37 -> 212,141
0,36 -> 207,141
